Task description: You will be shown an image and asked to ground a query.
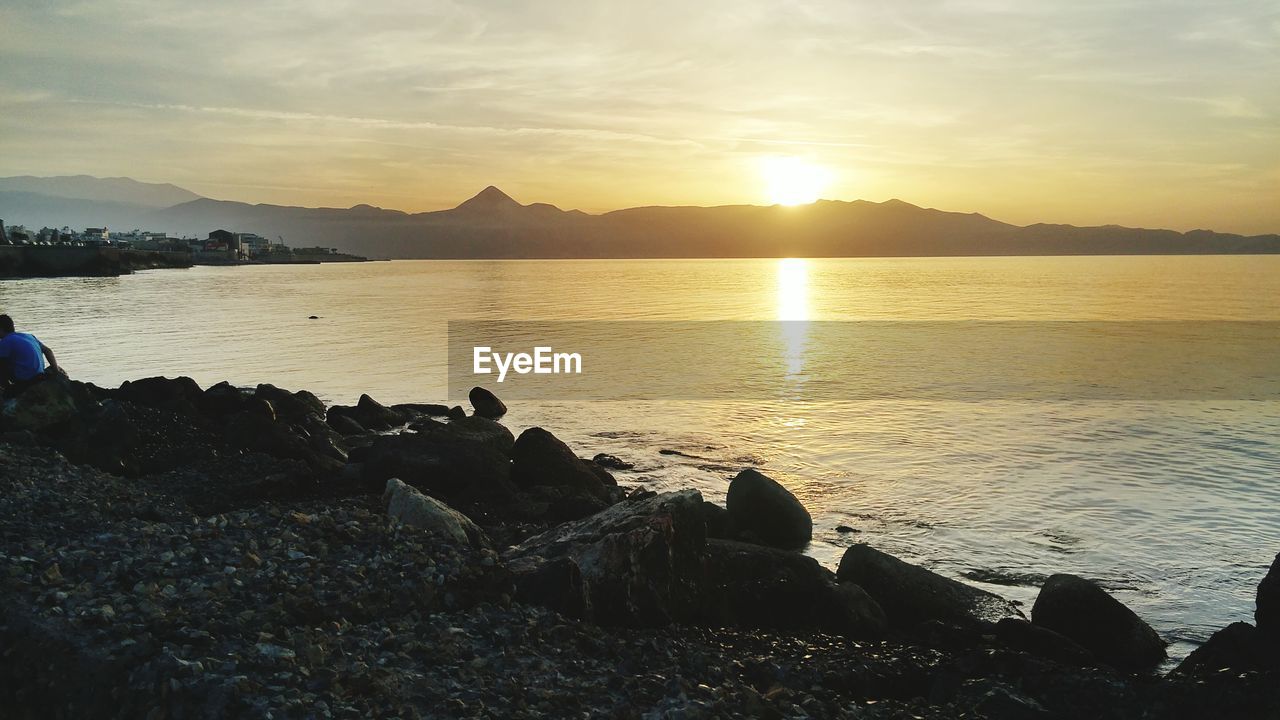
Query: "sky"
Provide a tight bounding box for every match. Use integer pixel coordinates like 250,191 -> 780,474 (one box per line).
1,0 -> 1277,233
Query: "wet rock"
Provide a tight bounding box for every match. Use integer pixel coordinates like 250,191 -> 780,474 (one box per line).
592,453 -> 634,471
421,415 -> 514,455
994,618 -> 1096,667
725,469 -> 811,549
511,427 -> 615,503
0,375 -> 79,431
1257,551 -> 1280,640
1030,573 -> 1166,672
115,376 -> 205,419
361,428 -> 514,503
254,384 -> 324,422
505,490 -> 706,625
383,478 -> 486,548
701,501 -> 730,539
202,381 -> 249,417
702,539 -> 887,639
836,544 -> 1024,630
328,413 -> 367,436
1173,622 -> 1273,677
508,555 -> 592,619
468,386 -> 507,419
327,394 -> 406,432
390,402 -> 451,418
447,405 -> 467,421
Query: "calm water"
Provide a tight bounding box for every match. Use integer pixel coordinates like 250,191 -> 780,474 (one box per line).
3,256 -> 1278,662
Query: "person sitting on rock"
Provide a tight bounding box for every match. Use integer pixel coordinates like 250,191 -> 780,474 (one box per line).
0,313 -> 60,397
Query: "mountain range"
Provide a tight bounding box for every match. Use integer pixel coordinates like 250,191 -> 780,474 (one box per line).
2,175 -> 1277,258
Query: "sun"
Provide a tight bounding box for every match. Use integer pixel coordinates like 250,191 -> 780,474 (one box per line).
759,156 -> 832,206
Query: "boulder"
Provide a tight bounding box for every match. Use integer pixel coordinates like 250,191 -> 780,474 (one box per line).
504,489 -> 706,625
383,478 -> 486,548
327,394 -> 406,432
447,405 -> 467,421
468,386 -> 507,419
702,539 -> 887,638
361,428 -> 515,503
0,376 -> 79,431
592,453 -> 634,470
419,415 -> 515,455
328,413 -> 367,436
836,544 -> 1023,630
1257,551 -> 1280,639
254,384 -> 324,422
391,402 -> 451,418
994,618 -> 1096,667
725,469 -> 812,549
115,376 -> 205,419
1173,622 -> 1273,677
510,427 -> 614,502
701,501 -> 730,539
1030,573 -> 1166,671
507,555 -> 592,620
202,381 -> 248,417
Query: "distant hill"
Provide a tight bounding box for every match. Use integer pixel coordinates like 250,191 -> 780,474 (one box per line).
2,175 -> 1277,257
0,175 -> 203,231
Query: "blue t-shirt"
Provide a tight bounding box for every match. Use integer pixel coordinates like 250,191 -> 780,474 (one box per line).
0,332 -> 46,381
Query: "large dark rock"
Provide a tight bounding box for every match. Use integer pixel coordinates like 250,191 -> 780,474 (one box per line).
725,469 -> 812,549
1173,622 -> 1274,677
115,376 -> 205,419
703,539 -> 887,638
254,384 -> 324,423
994,618 -> 1096,667
361,426 -> 514,504
701,501 -> 730,539
391,402 -> 451,418
836,544 -> 1023,630
504,490 -> 706,625
202,381 -> 249,417
0,375 -> 79,431
327,394 -> 406,432
508,555 -> 592,620
419,415 -> 515,455
468,386 -> 507,419
1257,551 -> 1280,639
510,427 -> 614,502
1030,574 -> 1166,672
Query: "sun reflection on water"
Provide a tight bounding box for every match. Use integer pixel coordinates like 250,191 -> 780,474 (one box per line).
776,258 -> 812,387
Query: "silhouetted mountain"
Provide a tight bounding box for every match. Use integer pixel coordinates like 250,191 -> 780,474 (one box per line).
3,176 -> 1277,257
0,175 -> 201,208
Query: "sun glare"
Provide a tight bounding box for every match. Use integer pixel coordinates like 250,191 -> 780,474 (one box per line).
759,156 -> 831,206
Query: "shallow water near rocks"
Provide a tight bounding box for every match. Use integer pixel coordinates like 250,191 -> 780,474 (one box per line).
4,255 -> 1278,662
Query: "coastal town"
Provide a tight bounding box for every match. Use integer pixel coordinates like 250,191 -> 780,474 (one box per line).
0,219 -> 369,277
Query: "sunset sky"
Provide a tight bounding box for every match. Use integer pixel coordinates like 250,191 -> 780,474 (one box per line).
1,0 -> 1277,233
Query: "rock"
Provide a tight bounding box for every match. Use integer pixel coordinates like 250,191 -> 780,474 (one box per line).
391,402 -> 451,418
421,415 -> 515,455
725,469 -> 811,549
383,478 -> 486,548
254,384 -> 324,422
115,376 -> 205,418
1173,622 -> 1274,677
1257,551 -> 1280,639
505,490 -> 706,625
362,428 -> 515,503
836,544 -> 1023,630
993,618 -> 1096,667
328,413 -> 367,436
201,381 -> 248,417
700,502 -> 729,539
468,386 -> 507,419
592,453 -> 634,470
0,376 -> 79,431
1030,574 -> 1166,671
447,405 -> 467,421
702,539 -> 887,638
327,394 -> 406,432
510,427 -> 615,503
507,555 -> 591,620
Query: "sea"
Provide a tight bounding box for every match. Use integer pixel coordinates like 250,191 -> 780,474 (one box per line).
3,255 -> 1278,662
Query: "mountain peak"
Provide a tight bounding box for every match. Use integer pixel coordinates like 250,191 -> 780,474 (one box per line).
456,185 -> 521,211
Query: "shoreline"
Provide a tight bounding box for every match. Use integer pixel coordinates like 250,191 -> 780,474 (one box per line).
1,375 -> 1277,717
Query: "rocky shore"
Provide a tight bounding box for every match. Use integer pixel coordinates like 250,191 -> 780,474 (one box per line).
1,376 -> 1278,718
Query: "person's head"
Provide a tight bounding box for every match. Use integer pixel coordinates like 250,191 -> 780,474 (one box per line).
0,314 -> 14,336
